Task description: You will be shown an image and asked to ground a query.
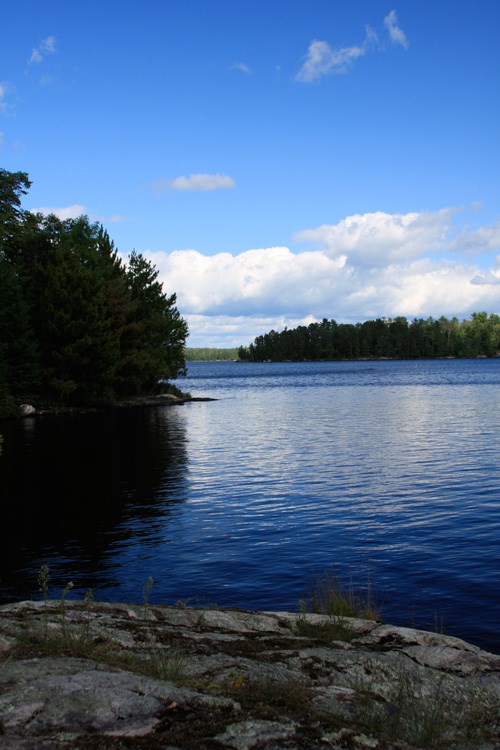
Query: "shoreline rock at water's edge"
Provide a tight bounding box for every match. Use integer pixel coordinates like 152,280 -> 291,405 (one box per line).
0,600 -> 498,749
15,393 -> 217,418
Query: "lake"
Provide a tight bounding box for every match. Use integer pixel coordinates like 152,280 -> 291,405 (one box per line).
1,358 -> 499,652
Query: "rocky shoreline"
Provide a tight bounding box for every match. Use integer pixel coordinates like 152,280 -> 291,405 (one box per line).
16,393 -> 216,418
0,600 -> 499,749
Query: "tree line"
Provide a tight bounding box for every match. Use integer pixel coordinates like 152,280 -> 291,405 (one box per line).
185,348 -> 238,361
237,314 -> 500,362
0,169 -> 188,417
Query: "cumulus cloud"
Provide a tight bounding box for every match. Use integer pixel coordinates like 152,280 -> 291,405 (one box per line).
147,246 -> 345,316
152,173 -> 236,193
28,36 -> 56,65
140,208 -> 500,346
146,244 -> 498,346
471,256 -> 500,285
358,258 -> 493,318
183,313 -> 318,348
30,204 -> 86,220
295,209 -> 455,266
384,10 -> 409,49
452,222 -> 500,254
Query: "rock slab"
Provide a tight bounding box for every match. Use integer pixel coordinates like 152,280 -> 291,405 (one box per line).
0,601 -> 499,749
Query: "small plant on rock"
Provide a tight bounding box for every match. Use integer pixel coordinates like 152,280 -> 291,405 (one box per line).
295,612 -> 354,643
143,576 -> 154,609
307,570 -> 379,620
38,564 -> 50,604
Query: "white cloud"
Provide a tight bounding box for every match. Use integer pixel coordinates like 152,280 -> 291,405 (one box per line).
452,222 -> 500,254
295,39 -> 365,82
152,173 -> 236,193
364,25 -> 379,47
30,205 -> 86,220
28,36 -> 56,65
471,256 -> 500,285
358,259 -> 493,318
29,49 -> 43,65
0,83 -> 7,112
184,313 -> 319,348
0,132 -> 3,146
140,209 -> 500,346
147,246 -> 345,317
41,36 -> 56,54
295,209 -> 455,266
146,244 -> 499,345
30,206 -> 130,225
384,10 -> 409,49
296,11 -> 408,83
232,62 -> 251,74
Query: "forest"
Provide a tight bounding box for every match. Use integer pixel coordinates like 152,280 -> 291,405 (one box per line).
237,314 -> 500,362
0,169 -> 188,418
185,348 -> 238,361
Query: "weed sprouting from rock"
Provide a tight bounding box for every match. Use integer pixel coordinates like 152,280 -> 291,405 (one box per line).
60,581 -> 73,611
143,576 -> 154,609
347,659 -> 495,748
37,564 -> 50,603
305,570 -> 379,620
295,614 -> 354,643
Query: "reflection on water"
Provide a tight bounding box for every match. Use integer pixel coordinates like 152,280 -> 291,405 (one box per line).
1,358 -> 500,652
0,408 -> 188,601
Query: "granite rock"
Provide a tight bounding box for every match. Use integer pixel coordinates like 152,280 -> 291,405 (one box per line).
0,601 -> 498,749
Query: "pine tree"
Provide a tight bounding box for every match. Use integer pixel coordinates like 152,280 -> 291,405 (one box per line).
0,169 -> 189,412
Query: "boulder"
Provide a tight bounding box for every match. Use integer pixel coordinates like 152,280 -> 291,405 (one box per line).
18,404 -> 36,417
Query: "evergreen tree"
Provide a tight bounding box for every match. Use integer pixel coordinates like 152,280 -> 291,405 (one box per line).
35,218 -> 119,404
119,251 -> 188,395
239,314 -> 500,362
0,169 -> 31,251
0,258 -> 39,410
0,169 -> 189,415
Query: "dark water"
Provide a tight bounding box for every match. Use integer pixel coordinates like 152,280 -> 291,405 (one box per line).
1,359 -> 499,652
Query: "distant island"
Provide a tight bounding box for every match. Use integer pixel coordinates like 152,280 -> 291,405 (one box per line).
237,314 -> 500,362
185,347 -> 238,361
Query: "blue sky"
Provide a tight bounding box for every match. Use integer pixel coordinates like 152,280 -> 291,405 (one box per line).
2,0 -> 500,346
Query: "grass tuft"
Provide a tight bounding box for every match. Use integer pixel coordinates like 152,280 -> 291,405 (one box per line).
295,615 -> 354,643
348,662 -> 495,748
305,570 -> 379,621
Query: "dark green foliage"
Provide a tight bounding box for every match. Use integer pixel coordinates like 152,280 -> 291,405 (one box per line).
238,314 -> 500,361
0,169 -> 31,249
0,257 -> 40,414
118,251 -> 188,395
0,169 -> 188,415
